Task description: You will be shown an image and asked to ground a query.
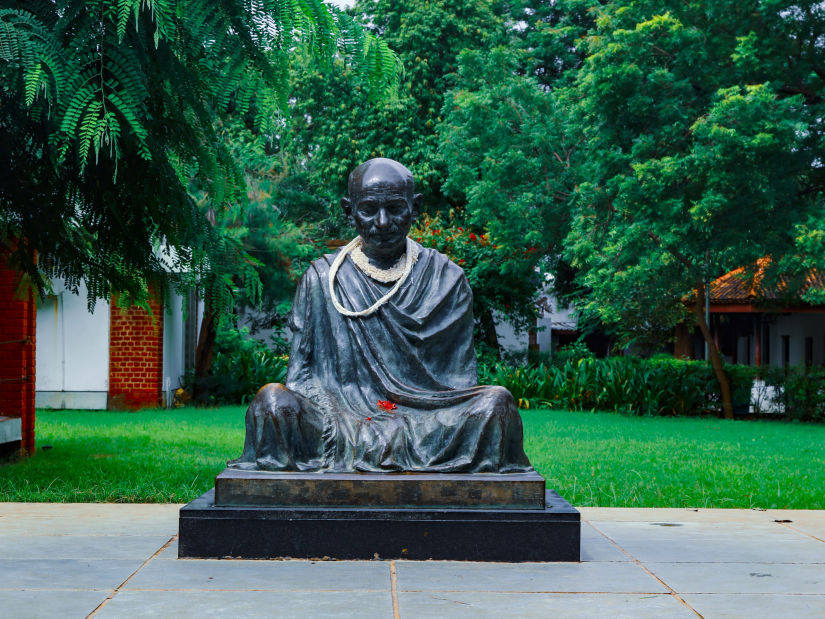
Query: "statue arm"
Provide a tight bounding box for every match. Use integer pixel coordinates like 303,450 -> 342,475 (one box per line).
286,270 -> 314,387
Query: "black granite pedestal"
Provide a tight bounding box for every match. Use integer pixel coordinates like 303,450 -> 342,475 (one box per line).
178,488 -> 580,562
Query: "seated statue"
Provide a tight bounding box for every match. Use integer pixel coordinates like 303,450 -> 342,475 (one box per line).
229,158 -> 533,473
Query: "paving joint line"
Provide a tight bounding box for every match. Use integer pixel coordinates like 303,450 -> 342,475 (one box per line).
584,518 -> 704,618
86,534 -> 177,618
390,560 -> 400,619
108,587 -> 390,593
394,590 -> 677,594
777,522 -> 825,544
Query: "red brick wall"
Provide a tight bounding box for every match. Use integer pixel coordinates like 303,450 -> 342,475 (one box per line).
0,251 -> 36,454
108,293 -> 164,409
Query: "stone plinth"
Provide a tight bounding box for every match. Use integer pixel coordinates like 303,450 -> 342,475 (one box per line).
214,469 -> 546,510
179,489 -> 580,562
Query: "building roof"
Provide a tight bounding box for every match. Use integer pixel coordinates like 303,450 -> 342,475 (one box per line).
709,258 -> 825,306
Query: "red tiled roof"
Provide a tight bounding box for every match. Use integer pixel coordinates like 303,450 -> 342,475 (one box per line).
709,258 -> 825,305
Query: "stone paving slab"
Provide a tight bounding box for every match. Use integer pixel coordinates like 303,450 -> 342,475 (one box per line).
125,559 -> 391,592
394,560 -> 667,593
396,592 -> 697,618
680,594 -> 825,618
98,590 -> 394,618
0,535 -> 173,560
3,590 -> 112,619
580,507 -> 825,524
0,503 -> 823,618
590,520 -> 825,563
578,522 -> 629,562
646,562 -> 825,594
0,558 -> 143,590
0,503 -> 179,537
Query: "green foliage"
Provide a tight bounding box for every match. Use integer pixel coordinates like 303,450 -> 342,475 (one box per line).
0,0 -> 398,311
499,0 -> 600,87
435,43 -> 585,334
547,340 -> 595,367
479,355 -> 758,416
412,211 -> 541,333
185,326 -> 287,405
439,46 -> 572,275
208,119 -> 327,327
564,0 -> 823,346
758,365 -> 825,422
268,0 -> 505,240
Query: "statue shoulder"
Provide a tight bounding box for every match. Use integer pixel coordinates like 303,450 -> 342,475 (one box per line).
418,245 -> 468,280
300,253 -> 336,285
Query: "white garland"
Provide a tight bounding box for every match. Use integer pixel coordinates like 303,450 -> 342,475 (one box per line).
329,236 -> 419,317
351,241 -> 414,283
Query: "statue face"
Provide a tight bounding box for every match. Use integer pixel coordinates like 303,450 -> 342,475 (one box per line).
342,160 -> 422,260
351,179 -> 414,256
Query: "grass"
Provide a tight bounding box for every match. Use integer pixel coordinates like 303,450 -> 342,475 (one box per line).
522,409 -> 825,509
2,407 -> 824,508
1,407 -> 244,503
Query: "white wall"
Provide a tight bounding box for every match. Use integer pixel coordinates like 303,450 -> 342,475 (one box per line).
161,287 -> 198,406
36,280 -> 202,409
732,313 -> 825,367
771,314 -> 825,367
494,294 -> 578,357
35,280 -> 110,409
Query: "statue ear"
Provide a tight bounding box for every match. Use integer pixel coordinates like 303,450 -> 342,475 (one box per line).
341,197 -> 353,224
411,193 -> 423,219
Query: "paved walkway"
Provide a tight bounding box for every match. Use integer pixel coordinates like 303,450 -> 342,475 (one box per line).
1,503 -> 823,618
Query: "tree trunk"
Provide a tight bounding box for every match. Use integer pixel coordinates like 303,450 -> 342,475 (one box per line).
480,308 -> 500,355
193,300 -> 216,402
695,283 -> 734,419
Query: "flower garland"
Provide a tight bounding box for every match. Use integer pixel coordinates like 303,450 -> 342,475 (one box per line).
329,236 -> 419,317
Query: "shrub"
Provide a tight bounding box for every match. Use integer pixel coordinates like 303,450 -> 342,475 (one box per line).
186,327 -> 288,405
549,340 -> 595,368
760,365 -> 825,421
479,355 -> 760,417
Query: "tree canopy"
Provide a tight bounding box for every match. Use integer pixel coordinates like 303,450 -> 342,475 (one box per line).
561,0 -> 825,415
0,0 -> 398,310
4,0 -> 823,407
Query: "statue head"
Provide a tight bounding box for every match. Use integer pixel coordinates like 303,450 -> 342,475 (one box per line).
342,158 -> 423,262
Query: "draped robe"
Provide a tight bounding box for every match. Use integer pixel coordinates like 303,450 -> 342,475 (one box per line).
228,242 -> 533,473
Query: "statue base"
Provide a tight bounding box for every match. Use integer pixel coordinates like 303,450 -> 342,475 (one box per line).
178,485 -> 580,562
215,469 -> 547,510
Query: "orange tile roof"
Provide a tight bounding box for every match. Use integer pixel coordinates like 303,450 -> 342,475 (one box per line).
709,258 -> 825,305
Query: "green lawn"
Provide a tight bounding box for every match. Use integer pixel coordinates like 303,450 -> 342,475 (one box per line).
2,407 -> 824,508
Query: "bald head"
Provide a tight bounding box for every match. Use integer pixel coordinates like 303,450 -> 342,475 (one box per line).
348,158 -> 415,201
341,158 -> 423,266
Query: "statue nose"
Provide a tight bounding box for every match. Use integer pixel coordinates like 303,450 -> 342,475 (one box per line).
376,208 -> 391,229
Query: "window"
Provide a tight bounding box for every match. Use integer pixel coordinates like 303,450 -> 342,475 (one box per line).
782,335 -> 790,370
805,336 -> 813,367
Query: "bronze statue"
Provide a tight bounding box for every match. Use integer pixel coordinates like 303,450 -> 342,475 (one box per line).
229,158 -> 532,473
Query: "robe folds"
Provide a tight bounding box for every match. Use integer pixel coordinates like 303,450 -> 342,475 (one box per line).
228,242 -> 533,473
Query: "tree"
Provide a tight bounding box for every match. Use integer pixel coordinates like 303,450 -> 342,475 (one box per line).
274,0 -> 506,229
500,0 -> 601,88
438,46 -> 574,348
0,0 -> 397,312
256,1 -> 522,349
563,1 -> 824,418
